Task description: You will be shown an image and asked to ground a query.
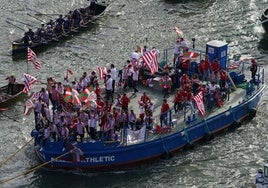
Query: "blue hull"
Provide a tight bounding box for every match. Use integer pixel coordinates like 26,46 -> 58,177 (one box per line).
33,85 -> 266,171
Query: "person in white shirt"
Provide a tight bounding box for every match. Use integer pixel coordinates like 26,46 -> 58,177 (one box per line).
173,39 -> 180,65
110,64 -> 117,93
105,74 -> 113,101
132,67 -> 139,95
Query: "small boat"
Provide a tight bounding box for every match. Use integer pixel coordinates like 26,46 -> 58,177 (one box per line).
29,40 -> 266,172
260,8 -> 268,33
11,2 -> 108,58
253,164 -> 268,187
0,83 -> 26,109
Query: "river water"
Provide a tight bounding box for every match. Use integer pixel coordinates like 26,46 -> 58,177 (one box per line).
0,0 -> 268,187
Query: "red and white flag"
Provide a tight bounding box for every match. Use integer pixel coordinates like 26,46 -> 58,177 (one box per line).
142,49 -> 159,74
22,73 -> 37,93
67,69 -> 74,75
227,59 -> 246,70
193,91 -> 206,117
27,47 -> 42,70
24,91 -> 42,115
98,66 -> 107,80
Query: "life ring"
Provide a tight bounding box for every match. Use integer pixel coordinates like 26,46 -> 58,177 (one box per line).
203,132 -> 214,141
248,108 -> 257,120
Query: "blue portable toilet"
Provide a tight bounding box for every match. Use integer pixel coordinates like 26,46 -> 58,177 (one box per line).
206,40 -> 228,69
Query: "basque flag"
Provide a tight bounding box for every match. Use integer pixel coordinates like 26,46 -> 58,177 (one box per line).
193,91 -> 206,117
27,47 -> 42,70
22,73 -> 37,93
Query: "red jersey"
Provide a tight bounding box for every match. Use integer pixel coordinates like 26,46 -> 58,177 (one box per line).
211,61 -> 220,73
140,95 -> 150,104
96,99 -> 105,111
174,92 -> 182,103
161,103 -> 170,113
121,96 -> 130,108
219,71 -> 227,80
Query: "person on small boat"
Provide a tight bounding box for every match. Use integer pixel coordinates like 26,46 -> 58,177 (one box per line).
5,74 -> 16,95
63,16 -> 72,33
23,32 -> 32,45
26,28 -> 35,42
88,0 -> 97,16
254,169 -> 266,188
36,23 -> 47,43
53,22 -> 64,37
71,8 -> 83,28
45,25 -> 54,40
250,58 -> 258,83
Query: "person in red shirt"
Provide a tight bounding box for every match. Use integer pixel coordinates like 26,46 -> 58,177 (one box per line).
121,93 -> 130,112
94,83 -> 101,99
139,92 -> 151,110
211,58 -> 221,83
96,97 -> 105,115
160,99 -> 170,127
173,89 -> 183,113
202,55 -> 211,81
219,69 -> 228,91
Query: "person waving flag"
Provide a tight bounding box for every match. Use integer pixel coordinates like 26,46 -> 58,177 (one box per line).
27,47 -> 42,70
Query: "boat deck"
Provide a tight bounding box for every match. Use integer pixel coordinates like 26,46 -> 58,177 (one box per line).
107,81 -> 248,143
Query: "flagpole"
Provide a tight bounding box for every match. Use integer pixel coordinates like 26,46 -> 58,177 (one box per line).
27,61 -> 29,74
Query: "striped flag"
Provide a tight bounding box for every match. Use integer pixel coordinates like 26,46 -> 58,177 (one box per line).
24,91 -> 42,115
142,49 -> 158,74
98,66 -> 107,80
227,59 -> 248,70
27,47 -> 42,70
22,73 -> 37,93
193,91 -> 206,117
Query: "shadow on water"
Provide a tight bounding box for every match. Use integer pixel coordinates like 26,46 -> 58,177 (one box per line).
258,33 -> 268,53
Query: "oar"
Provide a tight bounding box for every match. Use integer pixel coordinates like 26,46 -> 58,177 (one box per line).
0,107 -> 8,111
6,20 -> 25,31
7,17 -> 33,27
26,7 -> 54,19
91,22 -> 119,30
26,13 -> 46,23
0,138 -> 33,169
261,19 -> 268,24
0,113 -> 21,123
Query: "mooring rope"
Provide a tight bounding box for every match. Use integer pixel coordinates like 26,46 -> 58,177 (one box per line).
0,137 -> 34,169
0,151 -> 71,185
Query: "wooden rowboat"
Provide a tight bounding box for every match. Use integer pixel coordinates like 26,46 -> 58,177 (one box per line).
0,83 -> 26,108
11,2 -> 108,58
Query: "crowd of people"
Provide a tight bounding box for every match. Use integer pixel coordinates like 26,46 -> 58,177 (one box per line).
30,36 -> 259,146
